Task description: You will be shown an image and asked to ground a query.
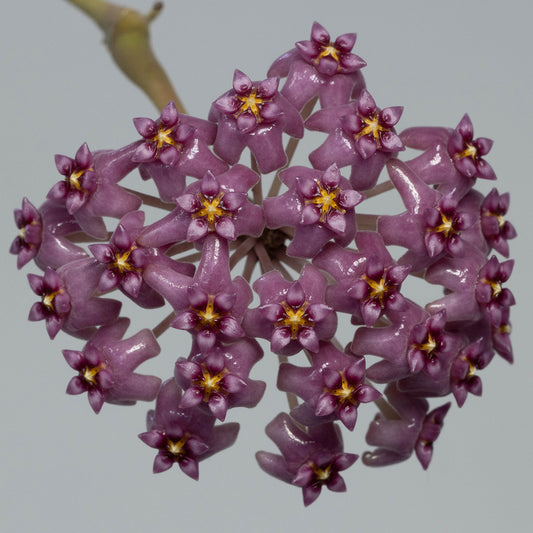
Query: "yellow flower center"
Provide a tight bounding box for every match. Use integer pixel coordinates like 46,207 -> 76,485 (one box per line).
42,290 -> 60,312
499,323 -> 511,335
194,364 -> 228,402
455,142 -> 477,160
416,333 -> 437,358
195,295 -> 222,328
305,182 -> 345,222
433,212 -> 456,237
192,192 -> 231,229
311,462 -> 332,482
81,365 -> 102,386
315,44 -> 340,65
485,279 -> 502,298
236,88 -> 266,122
363,275 -> 390,306
166,434 -> 189,458
112,247 -> 137,274
276,301 -> 311,339
355,112 -> 388,145
328,372 -> 358,405
151,124 -> 177,151
67,168 -> 92,192
465,359 -> 477,380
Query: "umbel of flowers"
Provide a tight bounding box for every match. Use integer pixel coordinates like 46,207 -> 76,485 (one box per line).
11,22 -> 515,506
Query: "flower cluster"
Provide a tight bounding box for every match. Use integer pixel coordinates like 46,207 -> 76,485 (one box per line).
11,21 -> 515,506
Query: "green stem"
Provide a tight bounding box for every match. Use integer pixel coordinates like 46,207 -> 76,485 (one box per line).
65,0 -> 182,112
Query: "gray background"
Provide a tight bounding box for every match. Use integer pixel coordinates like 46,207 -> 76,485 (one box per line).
1,1 -> 531,532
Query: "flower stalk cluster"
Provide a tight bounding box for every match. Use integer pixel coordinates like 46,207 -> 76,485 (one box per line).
11,20 -> 515,506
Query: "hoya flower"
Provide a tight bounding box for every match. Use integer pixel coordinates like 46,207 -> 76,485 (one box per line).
450,338 -> 494,407
364,384 -> 451,469
314,231 -> 410,326
351,300 -> 428,382
426,251 -> 515,328
492,307 -> 513,363
447,114 -> 496,180
175,337 -> 266,421
278,342 -> 380,430
139,379 -> 239,479
49,142 -> 97,214
268,21 -> 366,110
133,101 -> 228,202
144,235 -> 251,352
11,197 -> 44,268
138,166 -> 264,247
210,70 -> 303,173
480,188 -> 517,257
27,260 -> 122,339
263,164 -> 363,257
474,255 -> 515,326
244,265 -> 336,355
89,210 -> 194,308
133,101 -> 216,161
308,89 -> 404,190
27,267 -> 71,339
63,318 -> 162,413
48,142 -> 142,238
11,198 -> 87,270
404,310 -> 459,378
401,114 -> 496,199
256,413 -> 358,506
378,159 -> 481,272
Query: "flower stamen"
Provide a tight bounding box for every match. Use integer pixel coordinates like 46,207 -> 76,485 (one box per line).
277,301 -> 311,339
363,275 -> 390,306
112,247 -> 137,274
305,181 -> 345,222
236,88 -> 266,122
311,462 -> 332,482
151,124 -> 177,151
192,192 -> 231,229
315,44 -> 340,65
195,295 -> 222,328
67,168 -> 92,192
166,434 -> 189,459
81,364 -> 102,386
455,143 -> 477,161
328,372 -> 358,405
42,290 -> 60,312
356,112 -> 388,144
193,364 -> 228,402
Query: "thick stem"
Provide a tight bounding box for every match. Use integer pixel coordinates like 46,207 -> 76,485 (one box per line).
65,0 -> 182,112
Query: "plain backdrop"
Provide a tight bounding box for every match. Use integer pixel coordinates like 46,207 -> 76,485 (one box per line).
1,1 -> 531,532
